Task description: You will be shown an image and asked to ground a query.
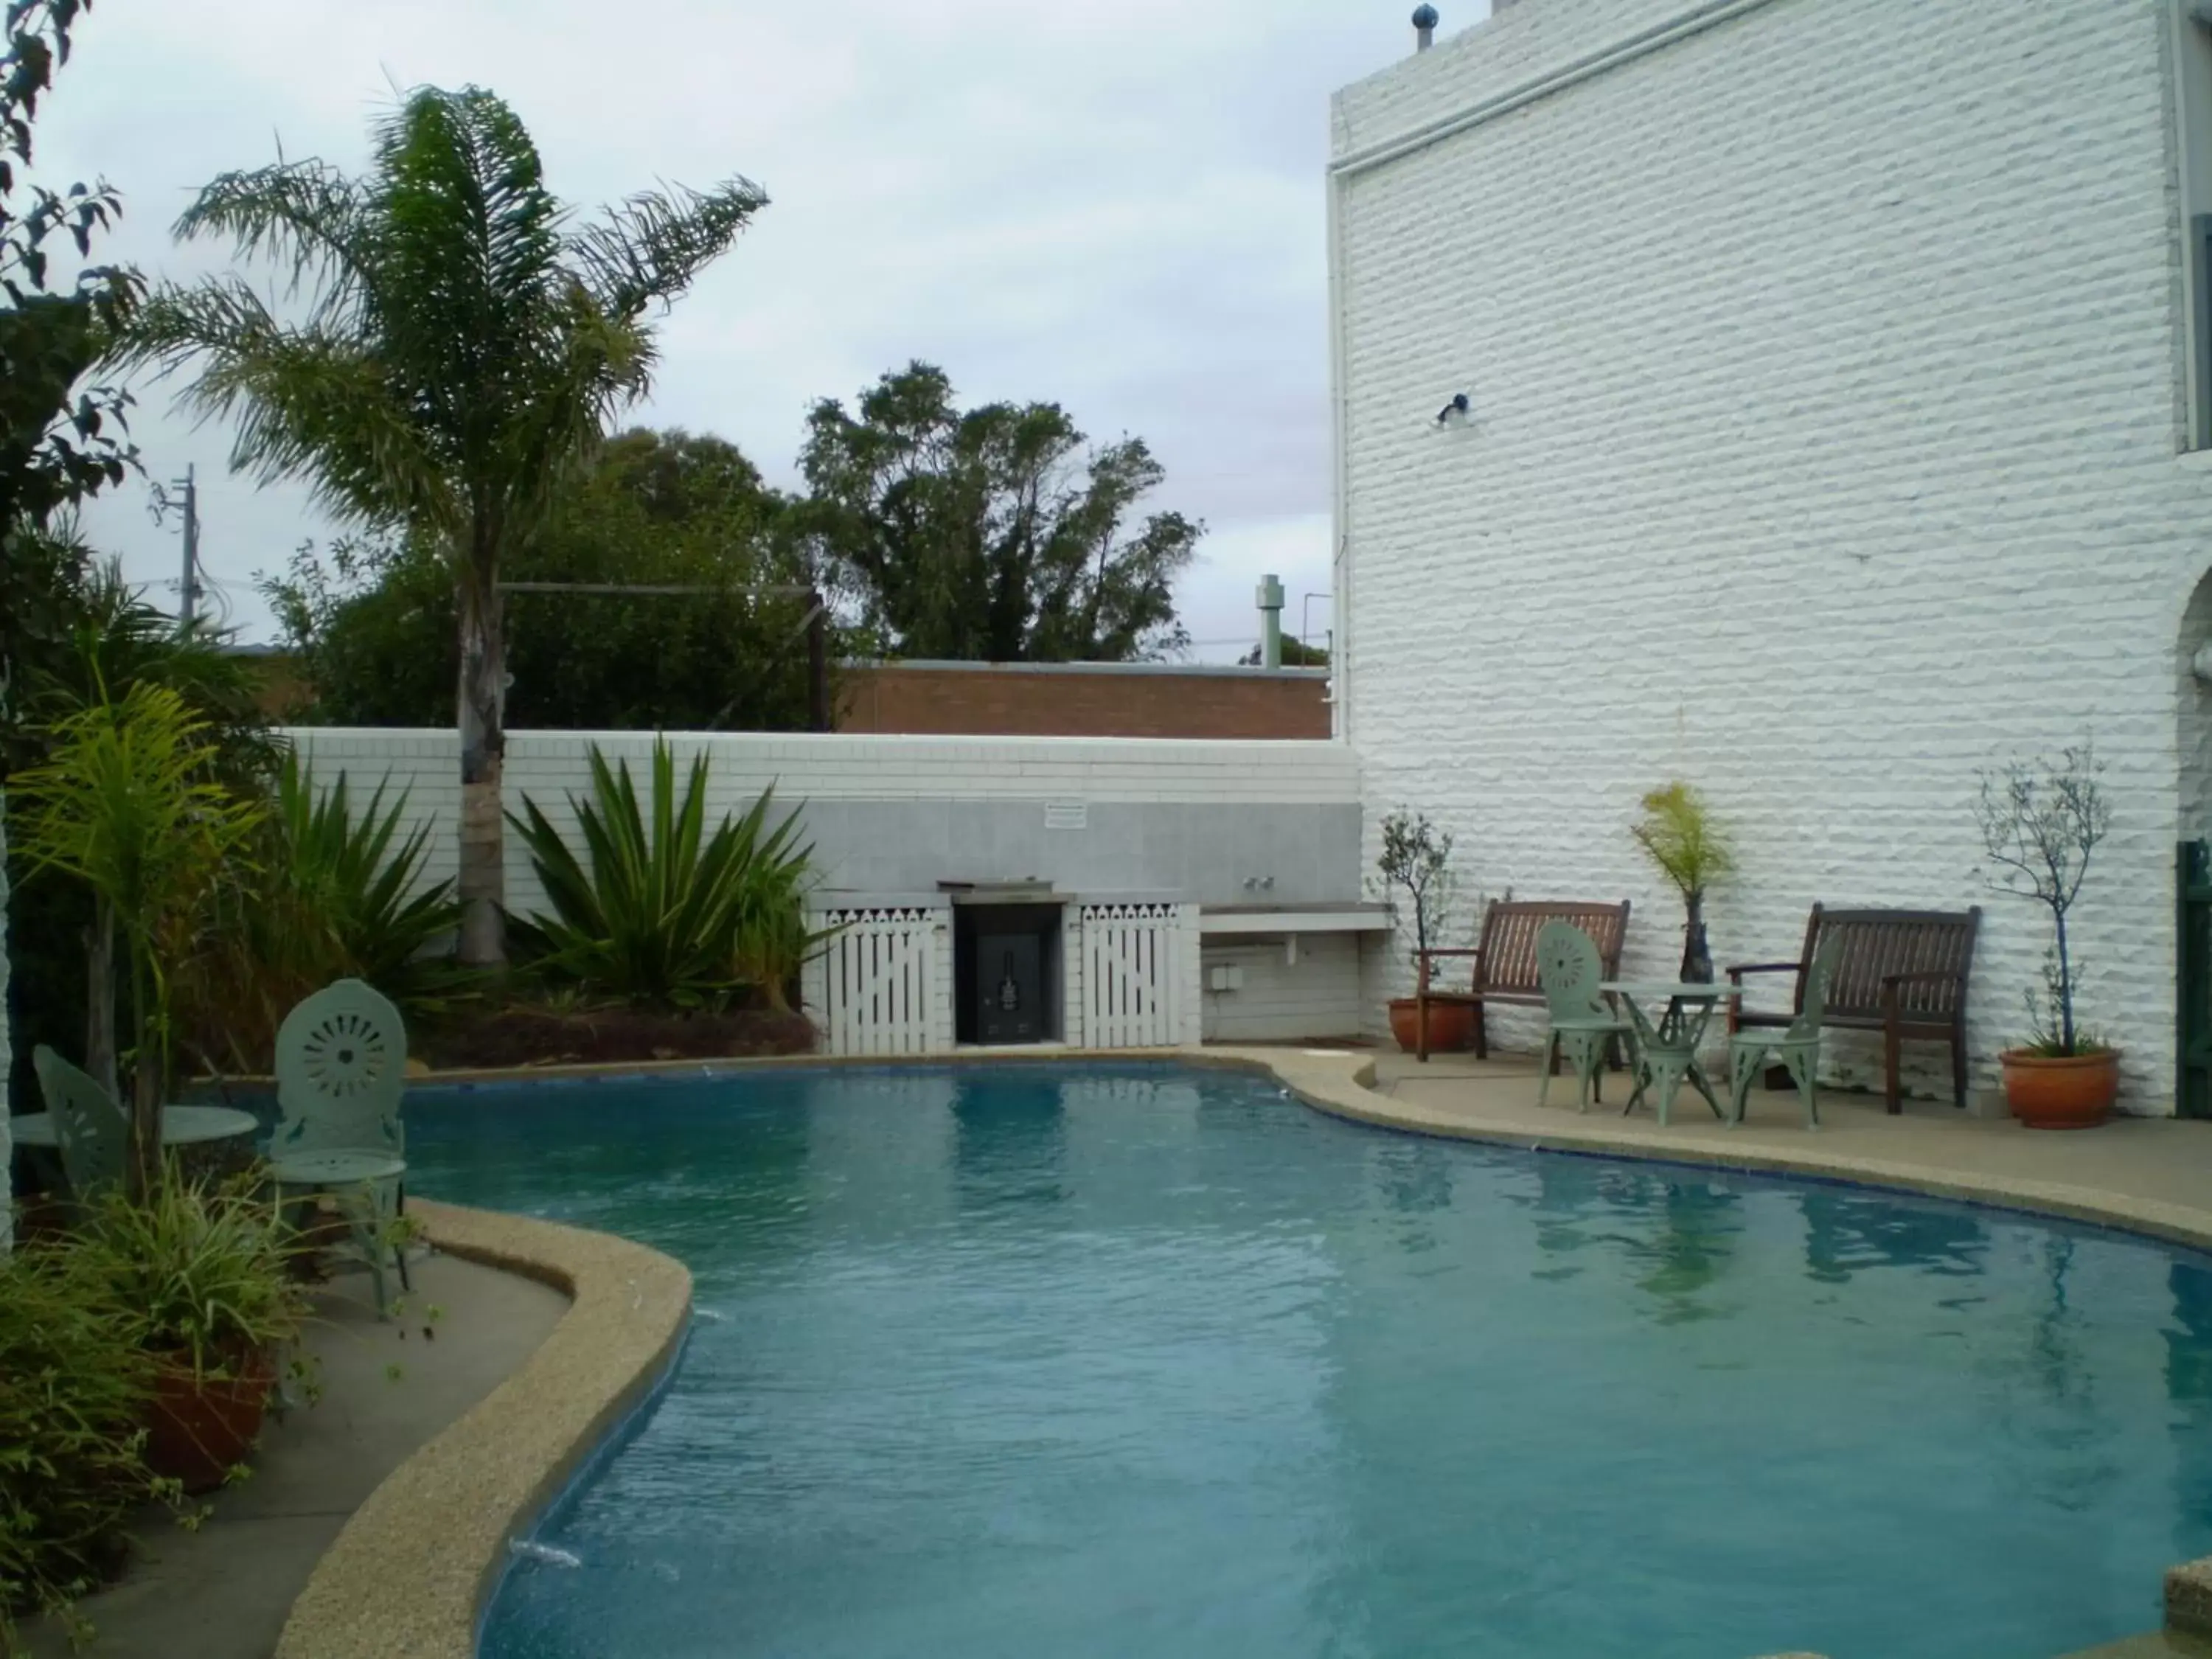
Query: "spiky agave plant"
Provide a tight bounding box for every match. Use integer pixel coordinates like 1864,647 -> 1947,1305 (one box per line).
186,750 -> 465,1072
508,738 -> 821,1009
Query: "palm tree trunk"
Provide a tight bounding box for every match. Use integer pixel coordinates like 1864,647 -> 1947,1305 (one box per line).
456,569 -> 508,966
84,900 -> 117,1096
125,944 -> 159,1197
1,788 -> 12,1255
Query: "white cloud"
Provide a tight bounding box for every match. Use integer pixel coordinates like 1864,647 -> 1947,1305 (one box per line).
36,0 -> 1471,645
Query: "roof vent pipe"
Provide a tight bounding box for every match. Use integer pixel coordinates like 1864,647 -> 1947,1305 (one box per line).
1412,4 -> 1438,51
1256,574 -> 1285,669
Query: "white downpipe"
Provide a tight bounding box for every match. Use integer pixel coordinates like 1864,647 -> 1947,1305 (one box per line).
1325,161 -> 1352,745
1329,0 -> 1787,180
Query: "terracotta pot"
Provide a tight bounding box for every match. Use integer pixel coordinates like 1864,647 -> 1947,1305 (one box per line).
1388,997 -> 1474,1055
147,1348 -> 275,1493
2000,1048 -> 2121,1131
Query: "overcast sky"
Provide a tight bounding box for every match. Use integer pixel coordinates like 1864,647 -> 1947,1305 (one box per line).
33,0 -> 1482,662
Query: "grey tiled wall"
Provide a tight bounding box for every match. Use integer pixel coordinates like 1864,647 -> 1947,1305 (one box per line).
801,801 -> 1363,905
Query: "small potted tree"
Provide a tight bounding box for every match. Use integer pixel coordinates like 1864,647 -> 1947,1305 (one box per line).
1630,782 -> 1733,982
1975,744 -> 2118,1128
1374,809 -> 1472,1053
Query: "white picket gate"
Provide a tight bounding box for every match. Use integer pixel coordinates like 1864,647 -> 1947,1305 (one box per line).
814,908 -> 945,1056
1079,903 -> 1186,1048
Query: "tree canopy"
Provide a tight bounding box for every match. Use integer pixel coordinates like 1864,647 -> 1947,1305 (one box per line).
0,0 -> 139,536
264,428 -> 831,731
799,361 -> 1200,662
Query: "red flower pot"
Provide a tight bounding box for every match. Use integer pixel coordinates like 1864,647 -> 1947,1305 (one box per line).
1999,1048 -> 2121,1130
146,1348 -> 275,1494
1388,997 -> 1474,1055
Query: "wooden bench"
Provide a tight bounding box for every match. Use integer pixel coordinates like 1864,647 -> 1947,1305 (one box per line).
1725,905 -> 1981,1113
1414,900 -> 1633,1062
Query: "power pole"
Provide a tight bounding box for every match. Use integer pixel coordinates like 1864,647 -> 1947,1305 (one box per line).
174,465 -> 201,630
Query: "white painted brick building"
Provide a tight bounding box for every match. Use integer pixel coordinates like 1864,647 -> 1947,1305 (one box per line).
1329,0 -> 2212,1111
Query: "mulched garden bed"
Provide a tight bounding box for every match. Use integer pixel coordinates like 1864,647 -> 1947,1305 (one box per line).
414,1002 -> 817,1071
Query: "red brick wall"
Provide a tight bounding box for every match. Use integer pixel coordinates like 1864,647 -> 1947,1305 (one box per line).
835,664 -> 1330,740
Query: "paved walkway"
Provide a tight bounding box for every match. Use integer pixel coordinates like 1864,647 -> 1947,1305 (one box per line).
23,1251 -> 566,1659
1324,1049 -> 2212,1234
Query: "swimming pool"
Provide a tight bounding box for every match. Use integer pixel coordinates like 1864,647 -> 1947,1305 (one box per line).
405,1062 -> 2212,1659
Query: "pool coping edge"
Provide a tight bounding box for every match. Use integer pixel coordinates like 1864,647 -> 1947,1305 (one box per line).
273,1197 -> 692,1659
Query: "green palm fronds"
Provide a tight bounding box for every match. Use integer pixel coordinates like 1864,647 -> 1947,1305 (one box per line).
1630,781 -> 1733,900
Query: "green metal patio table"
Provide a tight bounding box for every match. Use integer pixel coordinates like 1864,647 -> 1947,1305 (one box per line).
1599,981 -> 1745,1127
12,1102 -> 262,1191
11,1105 -> 260,1150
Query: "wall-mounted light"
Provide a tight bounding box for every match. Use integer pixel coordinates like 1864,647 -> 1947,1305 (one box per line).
1435,392 -> 1471,428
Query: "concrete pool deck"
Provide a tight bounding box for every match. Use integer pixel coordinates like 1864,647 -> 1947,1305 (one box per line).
16,1245 -> 566,1659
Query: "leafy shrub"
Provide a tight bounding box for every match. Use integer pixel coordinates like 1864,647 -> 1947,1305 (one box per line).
509,739 -> 827,1009
0,1244 -> 161,1650
74,1173 -> 309,1377
184,750 -> 466,1073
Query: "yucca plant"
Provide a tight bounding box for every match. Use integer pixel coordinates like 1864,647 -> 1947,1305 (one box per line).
10,681 -> 265,1186
185,751 -> 466,1072
509,739 -> 821,1009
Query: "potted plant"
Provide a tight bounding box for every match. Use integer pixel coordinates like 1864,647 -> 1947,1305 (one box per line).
1374,809 -> 1472,1053
77,1173 -> 309,1493
1630,782 -> 1733,982
1975,744 -> 2118,1128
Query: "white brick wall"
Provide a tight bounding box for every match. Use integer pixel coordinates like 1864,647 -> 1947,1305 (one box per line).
1201,934 -> 1365,1043
1334,0 -> 2212,1112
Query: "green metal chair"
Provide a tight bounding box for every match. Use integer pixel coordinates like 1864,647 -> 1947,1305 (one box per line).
270,979 -> 411,1315
1534,921 -> 1635,1111
1728,934 -> 1844,1129
30,1045 -> 129,1201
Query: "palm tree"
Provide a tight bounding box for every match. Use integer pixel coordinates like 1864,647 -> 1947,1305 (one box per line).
117,86 -> 765,963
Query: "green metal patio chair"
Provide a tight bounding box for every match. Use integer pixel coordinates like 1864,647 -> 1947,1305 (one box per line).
270,978 -> 411,1315
31,1045 -> 129,1202
1534,920 -> 1635,1112
1728,933 -> 1844,1130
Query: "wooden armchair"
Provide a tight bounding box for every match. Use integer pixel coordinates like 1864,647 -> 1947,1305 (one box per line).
1414,900 -> 1632,1062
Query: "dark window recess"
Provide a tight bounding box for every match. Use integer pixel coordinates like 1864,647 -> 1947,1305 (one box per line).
955,904 -> 1060,1045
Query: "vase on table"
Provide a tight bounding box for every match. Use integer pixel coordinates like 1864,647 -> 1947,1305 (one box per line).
1679,891 -> 1714,984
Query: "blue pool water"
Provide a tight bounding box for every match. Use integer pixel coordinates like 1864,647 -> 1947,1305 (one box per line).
404,1063 -> 2212,1659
